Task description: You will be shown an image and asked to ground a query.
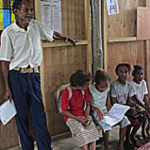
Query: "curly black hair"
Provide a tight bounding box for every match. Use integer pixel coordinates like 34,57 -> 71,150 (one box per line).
94,68 -> 110,84
115,63 -> 131,74
132,64 -> 144,76
70,70 -> 91,87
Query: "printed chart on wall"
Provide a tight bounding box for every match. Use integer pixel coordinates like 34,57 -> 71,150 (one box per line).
0,0 -> 15,31
106,0 -> 119,15
41,0 -> 62,33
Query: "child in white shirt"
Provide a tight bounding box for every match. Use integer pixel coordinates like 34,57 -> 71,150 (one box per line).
131,65 -> 150,139
111,63 -> 143,149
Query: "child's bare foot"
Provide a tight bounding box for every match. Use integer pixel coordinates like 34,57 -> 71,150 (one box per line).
144,137 -> 150,143
117,147 -> 125,150
146,129 -> 150,137
124,140 -> 135,150
131,138 -> 143,148
142,129 -> 148,139
118,143 -> 125,150
104,145 -> 110,150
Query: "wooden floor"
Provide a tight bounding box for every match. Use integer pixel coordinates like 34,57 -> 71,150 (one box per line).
6,126 -> 149,150
6,126 -> 119,150
52,126 -> 120,150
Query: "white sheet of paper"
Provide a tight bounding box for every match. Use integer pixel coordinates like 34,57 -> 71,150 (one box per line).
106,0 -> 119,15
101,104 -> 130,126
108,103 -> 130,119
0,100 -> 17,125
102,115 -> 122,126
41,0 -> 62,33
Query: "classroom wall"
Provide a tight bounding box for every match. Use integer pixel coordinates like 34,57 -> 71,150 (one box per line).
103,0 -> 150,87
43,46 -> 88,135
0,0 -> 91,149
0,61 -> 19,149
40,0 -> 91,136
1,0 -> 150,149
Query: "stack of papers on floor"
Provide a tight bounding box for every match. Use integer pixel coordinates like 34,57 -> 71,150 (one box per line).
0,100 -> 17,125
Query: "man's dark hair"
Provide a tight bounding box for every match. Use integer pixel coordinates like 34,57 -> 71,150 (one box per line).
115,63 -> 131,74
70,70 -> 91,87
13,0 -> 30,13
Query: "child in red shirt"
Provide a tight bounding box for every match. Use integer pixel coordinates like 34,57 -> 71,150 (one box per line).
61,70 -> 99,150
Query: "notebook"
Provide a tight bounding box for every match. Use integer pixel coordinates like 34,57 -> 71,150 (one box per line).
0,100 -> 17,125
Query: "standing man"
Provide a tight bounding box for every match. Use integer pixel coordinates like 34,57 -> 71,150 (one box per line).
0,0 -> 76,150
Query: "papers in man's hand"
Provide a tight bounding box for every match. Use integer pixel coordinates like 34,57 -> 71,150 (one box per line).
0,100 -> 17,125
102,103 -> 130,126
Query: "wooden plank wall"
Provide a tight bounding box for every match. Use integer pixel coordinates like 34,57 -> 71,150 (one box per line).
34,0 -> 91,136
0,66 -> 19,149
107,41 -> 146,82
43,46 -> 87,135
0,0 -> 91,148
137,7 -> 150,40
103,0 -> 150,85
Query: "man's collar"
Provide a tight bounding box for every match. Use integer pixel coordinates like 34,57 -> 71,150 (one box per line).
13,19 -> 34,32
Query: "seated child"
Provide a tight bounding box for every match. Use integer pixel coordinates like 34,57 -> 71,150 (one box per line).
131,65 -> 150,139
89,68 -> 130,150
61,70 -> 99,150
111,63 -> 144,149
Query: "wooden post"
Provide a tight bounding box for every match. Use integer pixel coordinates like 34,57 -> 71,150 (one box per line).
34,0 -> 45,105
145,0 -> 150,92
84,0 -> 92,73
102,0 -> 108,71
91,0 -> 103,73
34,0 -> 41,22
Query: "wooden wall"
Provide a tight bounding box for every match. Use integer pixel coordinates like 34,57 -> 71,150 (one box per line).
39,0 -> 91,135
0,0 -> 91,149
0,58 -> 19,149
2,0 -> 150,149
102,0 -> 150,87
43,46 -> 87,135
107,41 -> 146,82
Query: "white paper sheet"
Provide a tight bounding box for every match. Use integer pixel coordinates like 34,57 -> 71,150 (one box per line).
0,100 -> 17,125
106,0 -> 119,15
41,0 -> 62,33
108,103 -> 130,118
102,115 -> 122,126
102,104 -> 130,126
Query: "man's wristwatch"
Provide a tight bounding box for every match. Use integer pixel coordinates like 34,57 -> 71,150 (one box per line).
64,36 -> 69,42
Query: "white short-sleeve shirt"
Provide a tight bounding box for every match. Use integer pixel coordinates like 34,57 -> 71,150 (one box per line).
111,80 -> 135,104
0,20 -> 54,70
89,84 -> 110,111
130,79 -> 148,104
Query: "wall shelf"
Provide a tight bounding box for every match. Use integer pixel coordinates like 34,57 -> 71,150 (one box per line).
43,40 -> 88,48
107,37 -> 137,43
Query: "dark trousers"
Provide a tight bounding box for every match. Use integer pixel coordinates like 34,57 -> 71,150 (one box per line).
9,70 -> 52,150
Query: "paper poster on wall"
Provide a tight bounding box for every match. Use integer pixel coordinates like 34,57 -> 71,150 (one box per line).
41,0 -> 62,33
106,0 -> 119,15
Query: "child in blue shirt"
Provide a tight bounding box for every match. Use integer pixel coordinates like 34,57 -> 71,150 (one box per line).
89,68 -> 130,150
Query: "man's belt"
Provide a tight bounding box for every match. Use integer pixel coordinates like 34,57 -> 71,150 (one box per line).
13,66 -> 40,73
